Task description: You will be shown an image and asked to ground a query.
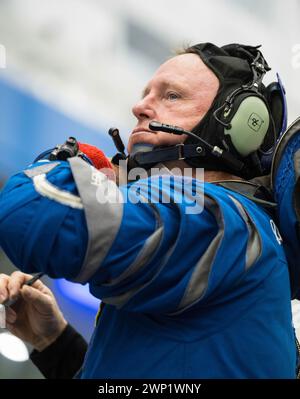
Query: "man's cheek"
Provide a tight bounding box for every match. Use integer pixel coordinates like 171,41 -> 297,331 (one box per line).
126,135 -> 134,153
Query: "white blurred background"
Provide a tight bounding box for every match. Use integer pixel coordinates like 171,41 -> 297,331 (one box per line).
0,0 -> 300,379
0,0 -> 300,136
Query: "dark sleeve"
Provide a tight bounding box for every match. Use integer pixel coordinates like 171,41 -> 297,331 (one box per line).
30,324 -> 88,379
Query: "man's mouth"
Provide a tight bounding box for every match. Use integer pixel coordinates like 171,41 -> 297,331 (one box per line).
132,128 -> 156,135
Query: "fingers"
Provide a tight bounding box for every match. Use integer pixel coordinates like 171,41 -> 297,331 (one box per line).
21,285 -> 53,313
0,273 -> 10,303
5,321 -> 19,337
5,306 -> 17,324
7,271 -> 35,302
0,271 -> 55,311
30,279 -> 53,298
11,272 -> 52,297
0,271 -> 49,305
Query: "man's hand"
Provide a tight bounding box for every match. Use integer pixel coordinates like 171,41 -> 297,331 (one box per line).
0,271 -> 67,352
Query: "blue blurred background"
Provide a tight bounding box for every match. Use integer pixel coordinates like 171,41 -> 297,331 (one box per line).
0,78 -> 114,180
1,0 -> 300,378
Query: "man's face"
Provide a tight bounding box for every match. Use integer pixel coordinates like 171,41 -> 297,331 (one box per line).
127,53 -> 219,154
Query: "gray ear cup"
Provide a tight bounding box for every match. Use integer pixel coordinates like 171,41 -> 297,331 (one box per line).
223,95 -> 270,157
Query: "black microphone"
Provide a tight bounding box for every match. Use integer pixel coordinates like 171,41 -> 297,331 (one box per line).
149,121 -> 212,145
149,121 -> 244,172
149,121 -> 185,135
108,127 -> 126,156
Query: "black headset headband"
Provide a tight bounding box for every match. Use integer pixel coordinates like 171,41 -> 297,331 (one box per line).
183,43 -> 275,177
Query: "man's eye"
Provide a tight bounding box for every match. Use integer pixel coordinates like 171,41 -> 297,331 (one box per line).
166,92 -> 180,101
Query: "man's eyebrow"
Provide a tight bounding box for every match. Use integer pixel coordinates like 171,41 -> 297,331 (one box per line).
141,81 -> 187,99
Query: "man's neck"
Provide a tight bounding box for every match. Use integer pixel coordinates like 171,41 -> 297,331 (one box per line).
112,159 -> 244,185
162,160 -> 244,182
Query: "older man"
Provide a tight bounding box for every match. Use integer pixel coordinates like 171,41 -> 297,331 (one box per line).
0,43 -> 297,378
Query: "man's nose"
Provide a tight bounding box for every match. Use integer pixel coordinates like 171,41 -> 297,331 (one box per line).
132,96 -> 156,121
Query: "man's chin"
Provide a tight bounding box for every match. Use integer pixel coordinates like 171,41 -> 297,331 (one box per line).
127,132 -> 158,154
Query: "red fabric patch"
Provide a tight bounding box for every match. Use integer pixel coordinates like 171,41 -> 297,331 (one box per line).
78,142 -> 113,171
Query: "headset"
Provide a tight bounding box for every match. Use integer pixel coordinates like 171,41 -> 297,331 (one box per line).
109,43 -> 286,179
212,48 -> 273,158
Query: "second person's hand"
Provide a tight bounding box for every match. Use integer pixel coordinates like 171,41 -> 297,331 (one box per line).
0,271 -> 67,351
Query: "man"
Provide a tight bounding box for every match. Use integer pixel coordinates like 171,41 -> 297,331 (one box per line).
0,43 -> 297,378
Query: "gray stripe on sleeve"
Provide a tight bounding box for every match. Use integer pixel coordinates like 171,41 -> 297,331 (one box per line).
169,195 -> 224,316
24,162 -> 60,177
101,225 -> 164,287
101,199 -> 166,308
101,192 -> 164,287
228,195 -> 262,271
170,193 -> 262,316
69,157 -> 124,283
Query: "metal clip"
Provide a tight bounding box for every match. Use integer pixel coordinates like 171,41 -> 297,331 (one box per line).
176,143 -> 185,160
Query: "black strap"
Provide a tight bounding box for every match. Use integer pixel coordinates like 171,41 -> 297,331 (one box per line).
131,144 -> 206,167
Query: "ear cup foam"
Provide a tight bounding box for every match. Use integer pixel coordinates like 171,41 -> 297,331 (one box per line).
263,82 -> 284,144
224,95 -> 270,156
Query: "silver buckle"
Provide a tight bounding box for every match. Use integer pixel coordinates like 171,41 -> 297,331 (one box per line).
176,143 -> 185,160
